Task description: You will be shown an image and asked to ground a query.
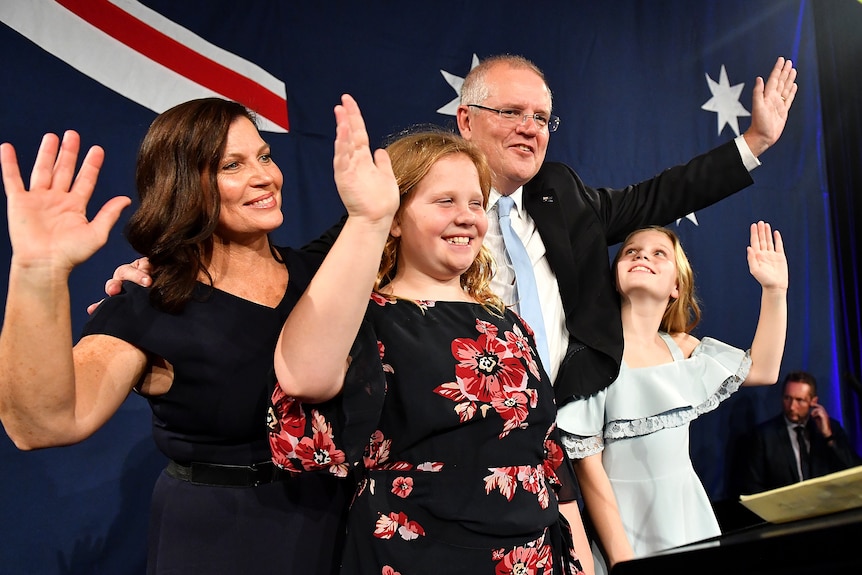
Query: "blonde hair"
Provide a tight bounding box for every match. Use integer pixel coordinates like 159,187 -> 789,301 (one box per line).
376,129 -> 504,312
613,226 -> 701,334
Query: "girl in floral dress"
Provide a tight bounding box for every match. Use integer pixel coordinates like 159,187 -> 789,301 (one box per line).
267,95 -> 587,575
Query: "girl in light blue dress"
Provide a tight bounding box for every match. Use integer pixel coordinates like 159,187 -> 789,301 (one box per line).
557,223 -> 788,574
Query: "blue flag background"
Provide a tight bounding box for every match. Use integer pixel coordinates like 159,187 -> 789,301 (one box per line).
0,1 -> 852,572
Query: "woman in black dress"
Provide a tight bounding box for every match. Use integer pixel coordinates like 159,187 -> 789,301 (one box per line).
0,99 -> 348,574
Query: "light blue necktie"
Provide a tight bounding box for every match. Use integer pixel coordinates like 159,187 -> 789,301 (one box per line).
497,195 -> 551,370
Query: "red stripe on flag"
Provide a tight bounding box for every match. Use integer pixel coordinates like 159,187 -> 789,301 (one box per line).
56,0 -> 288,130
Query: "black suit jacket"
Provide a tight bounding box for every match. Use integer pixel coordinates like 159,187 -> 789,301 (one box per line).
523,139 -> 752,401
305,140 -> 754,402
740,414 -> 862,495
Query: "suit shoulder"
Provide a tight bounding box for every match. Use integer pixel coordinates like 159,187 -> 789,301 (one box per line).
526,162 -> 584,200
533,161 -> 576,181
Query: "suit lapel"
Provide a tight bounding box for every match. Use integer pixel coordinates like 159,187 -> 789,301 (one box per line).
522,180 -> 578,316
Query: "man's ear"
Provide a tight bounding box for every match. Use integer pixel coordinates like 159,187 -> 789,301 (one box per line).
456,105 -> 472,140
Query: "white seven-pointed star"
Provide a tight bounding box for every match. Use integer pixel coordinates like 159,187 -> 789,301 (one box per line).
701,65 -> 750,137
437,54 -> 480,115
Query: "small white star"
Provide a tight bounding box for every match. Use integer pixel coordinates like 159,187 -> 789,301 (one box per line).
675,213 -> 699,226
701,65 -> 750,137
437,54 -> 480,116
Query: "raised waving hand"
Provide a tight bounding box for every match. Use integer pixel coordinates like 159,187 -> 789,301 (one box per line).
745,220 -> 788,386
744,57 -> 799,157
1,131 -> 130,271
746,220 -> 788,290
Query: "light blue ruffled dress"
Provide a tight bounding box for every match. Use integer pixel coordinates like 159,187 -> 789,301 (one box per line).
557,332 -> 750,571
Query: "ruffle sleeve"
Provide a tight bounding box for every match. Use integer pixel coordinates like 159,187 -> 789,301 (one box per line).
603,336 -> 750,441
267,315 -> 386,476
555,389 -> 607,459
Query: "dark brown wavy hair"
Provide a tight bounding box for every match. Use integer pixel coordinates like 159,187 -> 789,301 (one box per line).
376,129 -> 503,312
125,98 -> 267,313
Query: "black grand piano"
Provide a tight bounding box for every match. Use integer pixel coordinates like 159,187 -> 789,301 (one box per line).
611,506 -> 862,574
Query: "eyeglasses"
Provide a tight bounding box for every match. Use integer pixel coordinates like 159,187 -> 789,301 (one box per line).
467,104 -> 560,133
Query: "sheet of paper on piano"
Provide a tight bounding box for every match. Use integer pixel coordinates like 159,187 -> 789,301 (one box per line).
740,465 -> 862,523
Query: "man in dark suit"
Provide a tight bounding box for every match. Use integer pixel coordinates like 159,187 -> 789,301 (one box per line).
454,54 -> 797,402
740,371 -> 861,495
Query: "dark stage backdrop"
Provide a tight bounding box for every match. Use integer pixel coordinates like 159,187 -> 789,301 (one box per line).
0,1 -> 857,573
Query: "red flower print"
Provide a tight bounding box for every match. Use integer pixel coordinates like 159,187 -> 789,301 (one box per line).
397,520 -> 425,541
269,387 -> 347,474
484,465 -> 551,509
433,381 -> 477,423
391,476 -> 413,498
544,439 -> 564,472
492,392 -> 530,438
484,467 -> 519,501
416,461 -> 443,472
382,567 -> 402,575
270,386 -> 307,440
374,513 -> 400,540
374,511 -> 425,541
294,419 -> 347,476
370,292 -> 394,306
505,325 -> 541,380
494,545 -> 543,575
377,340 -> 394,374
518,465 -> 543,495
519,465 -> 551,508
475,318 -> 500,338
364,430 -> 392,469
453,334 -> 527,402
434,318 -> 541,436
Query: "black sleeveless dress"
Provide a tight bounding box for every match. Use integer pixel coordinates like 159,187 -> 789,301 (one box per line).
83,247 -> 350,575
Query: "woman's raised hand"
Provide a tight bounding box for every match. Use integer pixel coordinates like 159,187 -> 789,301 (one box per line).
1,131 -> 130,271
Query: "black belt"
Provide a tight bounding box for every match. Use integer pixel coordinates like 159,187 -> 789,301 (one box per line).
166,459 -> 287,487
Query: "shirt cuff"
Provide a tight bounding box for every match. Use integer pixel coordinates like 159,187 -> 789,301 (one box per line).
735,135 -> 761,172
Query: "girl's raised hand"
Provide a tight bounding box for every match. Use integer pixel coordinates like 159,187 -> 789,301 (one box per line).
1,131 -> 130,271
746,220 -> 788,290
332,94 -> 399,226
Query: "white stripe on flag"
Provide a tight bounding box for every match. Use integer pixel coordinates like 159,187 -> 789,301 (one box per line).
0,0 -> 288,132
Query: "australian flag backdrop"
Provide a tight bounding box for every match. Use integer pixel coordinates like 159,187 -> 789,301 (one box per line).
0,1 -> 856,573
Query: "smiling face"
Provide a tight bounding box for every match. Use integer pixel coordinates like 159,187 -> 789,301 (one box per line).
615,229 -> 681,302
215,116 -> 284,241
390,153 -> 488,283
458,63 -> 552,195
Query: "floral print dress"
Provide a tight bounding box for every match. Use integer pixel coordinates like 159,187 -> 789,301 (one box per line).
269,295 -> 583,575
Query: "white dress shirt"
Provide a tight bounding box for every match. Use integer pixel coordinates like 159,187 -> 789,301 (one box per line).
487,188 -> 567,384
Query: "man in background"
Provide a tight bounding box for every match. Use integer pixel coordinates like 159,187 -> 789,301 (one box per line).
740,371 -> 861,494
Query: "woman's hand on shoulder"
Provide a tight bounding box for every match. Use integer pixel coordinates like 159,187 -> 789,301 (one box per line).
747,221 -> 788,291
